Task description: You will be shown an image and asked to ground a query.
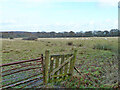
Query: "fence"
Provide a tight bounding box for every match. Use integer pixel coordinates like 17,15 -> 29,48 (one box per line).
1,55 -> 43,89
1,50 -> 77,88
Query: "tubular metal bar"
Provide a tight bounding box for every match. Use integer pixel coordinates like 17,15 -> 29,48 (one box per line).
20,77 -> 43,88
2,75 -> 43,89
0,58 -> 42,67
30,82 -> 43,88
2,73 -> 42,87
2,67 -> 42,77
41,54 -> 44,84
2,63 -> 41,73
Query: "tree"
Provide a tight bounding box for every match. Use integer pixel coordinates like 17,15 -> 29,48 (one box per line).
50,31 -> 56,37
76,32 -> 83,37
96,31 -> 104,37
84,31 -> 93,37
69,31 -> 75,37
103,30 -> 109,37
110,29 -> 118,36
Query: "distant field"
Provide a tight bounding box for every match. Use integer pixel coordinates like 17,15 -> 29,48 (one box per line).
1,37 -> 118,88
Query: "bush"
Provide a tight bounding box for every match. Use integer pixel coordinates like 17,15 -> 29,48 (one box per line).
67,42 -> 73,46
9,37 -> 14,39
22,37 -> 38,40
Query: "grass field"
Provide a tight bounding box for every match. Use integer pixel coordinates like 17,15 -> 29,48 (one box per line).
1,37 -> 118,88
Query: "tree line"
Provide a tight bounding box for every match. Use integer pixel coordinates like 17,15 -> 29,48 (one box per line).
0,29 -> 119,38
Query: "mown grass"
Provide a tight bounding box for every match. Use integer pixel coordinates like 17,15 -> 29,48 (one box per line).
1,37 -> 118,88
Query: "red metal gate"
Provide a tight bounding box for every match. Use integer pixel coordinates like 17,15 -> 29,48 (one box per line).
1,54 -> 44,89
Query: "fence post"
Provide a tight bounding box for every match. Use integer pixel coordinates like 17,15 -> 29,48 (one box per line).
49,56 -> 54,83
43,50 -> 50,85
41,54 -> 44,84
69,49 -> 77,76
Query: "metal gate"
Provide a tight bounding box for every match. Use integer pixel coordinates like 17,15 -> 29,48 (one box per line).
1,55 -> 44,89
1,50 -> 77,88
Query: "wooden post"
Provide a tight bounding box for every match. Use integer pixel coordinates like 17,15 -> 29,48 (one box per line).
44,50 -> 50,84
49,56 -> 54,82
69,50 -> 77,76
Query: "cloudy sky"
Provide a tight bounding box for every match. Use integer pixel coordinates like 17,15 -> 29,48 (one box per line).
0,0 -> 119,32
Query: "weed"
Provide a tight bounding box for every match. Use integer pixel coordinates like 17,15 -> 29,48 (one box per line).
93,43 -> 116,52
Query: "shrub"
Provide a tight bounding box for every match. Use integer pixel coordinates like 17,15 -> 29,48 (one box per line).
67,42 -> 73,46
48,41 -> 51,43
9,37 -> 14,39
22,37 -> 38,40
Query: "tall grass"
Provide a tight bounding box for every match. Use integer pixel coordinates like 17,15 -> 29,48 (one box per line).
93,43 -> 118,53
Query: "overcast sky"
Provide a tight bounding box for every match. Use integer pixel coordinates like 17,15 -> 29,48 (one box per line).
0,0 -> 119,32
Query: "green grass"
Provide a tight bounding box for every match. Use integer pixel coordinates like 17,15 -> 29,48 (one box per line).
1,37 -> 118,88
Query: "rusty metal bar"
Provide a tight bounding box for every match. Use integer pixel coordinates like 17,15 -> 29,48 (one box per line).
3,75 -> 43,89
2,67 -> 42,77
2,73 -> 42,87
41,54 -> 45,85
20,77 -> 43,88
0,58 -> 42,67
1,56 -> 44,88
31,82 -> 43,88
40,54 -> 43,67
2,62 -> 41,73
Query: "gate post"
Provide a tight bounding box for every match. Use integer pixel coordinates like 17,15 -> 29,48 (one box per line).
69,49 -> 77,76
43,50 -> 50,85
41,54 -> 44,82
